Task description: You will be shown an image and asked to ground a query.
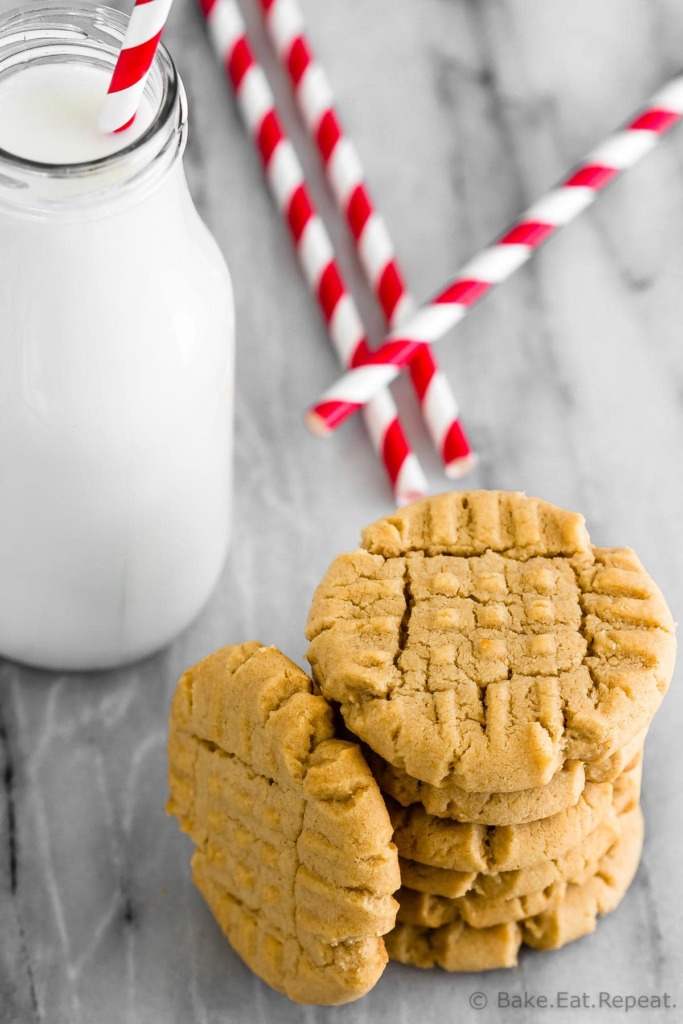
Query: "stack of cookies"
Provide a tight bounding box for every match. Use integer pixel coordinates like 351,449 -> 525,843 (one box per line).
306,492 -> 675,973
168,492 -> 676,1004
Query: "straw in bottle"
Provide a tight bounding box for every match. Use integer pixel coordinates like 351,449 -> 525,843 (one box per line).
100,0 -> 175,133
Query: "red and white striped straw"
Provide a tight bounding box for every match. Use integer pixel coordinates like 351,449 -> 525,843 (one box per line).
99,0 -> 174,134
198,0 -> 428,505
258,0 -> 476,478
307,77 -> 683,435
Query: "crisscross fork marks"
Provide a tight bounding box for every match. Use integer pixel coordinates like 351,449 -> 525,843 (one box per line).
562,548 -> 676,761
167,642 -> 403,1004
306,494 -> 675,792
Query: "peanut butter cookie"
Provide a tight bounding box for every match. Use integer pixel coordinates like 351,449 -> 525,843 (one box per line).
387,758 -> 641,876
370,727 -> 645,824
167,642 -> 400,1005
306,492 -> 675,792
386,806 -> 643,971
522,807 -> 644,950
399,811 -> 620,902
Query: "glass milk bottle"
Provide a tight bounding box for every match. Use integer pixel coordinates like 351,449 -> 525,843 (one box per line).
0,4 -> 234,670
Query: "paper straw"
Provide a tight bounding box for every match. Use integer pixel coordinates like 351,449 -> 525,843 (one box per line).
305,77 -> 683,434
100,0 -> 175,133
258,0 -> 476,478
198,0 -> 428,505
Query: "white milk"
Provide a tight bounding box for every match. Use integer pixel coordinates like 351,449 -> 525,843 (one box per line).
0,28 -> 235,670
0,62 -> 155,163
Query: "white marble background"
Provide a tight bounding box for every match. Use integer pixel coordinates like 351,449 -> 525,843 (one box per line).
1,1 -> 683,1022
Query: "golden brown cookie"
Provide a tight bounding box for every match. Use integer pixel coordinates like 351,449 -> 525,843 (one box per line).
370,750 -> 587,825
386,917 -> 523,972
584,726 -> 647,783
167,642 -> 400,1006
387,758 -> 641,877
521,805 -> 644,949
386,806 -> 643,971
395,798 -> 627,928
399,810 -> 620,903
306,492 -> 675,793
397,880 -> 563,929
370,727 -> 646,825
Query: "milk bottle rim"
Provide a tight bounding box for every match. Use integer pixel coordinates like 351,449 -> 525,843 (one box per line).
0,2 -> 186,214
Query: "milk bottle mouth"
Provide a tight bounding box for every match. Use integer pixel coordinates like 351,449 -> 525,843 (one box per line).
0,2 -> 185,211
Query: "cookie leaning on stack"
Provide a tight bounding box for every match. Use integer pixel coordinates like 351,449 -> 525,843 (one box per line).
305,492 -> 675,971
167,491 -> 676,1000
167,642 -> 400,1005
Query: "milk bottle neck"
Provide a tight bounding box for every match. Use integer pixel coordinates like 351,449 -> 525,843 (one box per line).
0,2 -> 186,218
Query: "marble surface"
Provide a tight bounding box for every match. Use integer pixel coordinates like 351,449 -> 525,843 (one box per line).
2,0 -> 683,1021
